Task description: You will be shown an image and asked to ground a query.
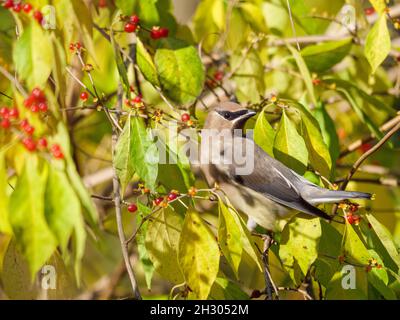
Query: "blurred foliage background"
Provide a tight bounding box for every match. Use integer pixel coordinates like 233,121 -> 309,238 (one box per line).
0,0 -> 400,300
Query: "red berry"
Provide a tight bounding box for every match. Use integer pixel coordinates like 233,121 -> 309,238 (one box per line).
130,15 -> 140,24
150,27 -> 161,39
124,22 -> 137,33
69,43 -> 75,51
24,124 -> 34,135
22,3 -> 32,13
159,28 -> 169,38
167,193 -> 178,201
51,144 -> 64,159
38,102 -> 48,112
154,197 -> 164,206
38,137 -> 48,148
33,10 -> 43,24
22,137 -> 36,151
0,107 -> 9,117
9,107 -> 19,118
214,71 -> 224,81
24,95 -> 35,108
364,7 -> 375,16
30,104 -> 40,113
20,119 -> 29,129
31,87 -> 45,101
75,42 -> 82,50
133,95 -> 142,103
127,203 -> 138,213
12,2 -> 21,12
98,0 -> 107,8
80,91 -> 89,101
1,118 -> 11,129
181,113 -> 190,122
3,0 -> 13,9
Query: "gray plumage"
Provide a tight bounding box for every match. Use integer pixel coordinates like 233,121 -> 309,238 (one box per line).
200,102 -> 372,230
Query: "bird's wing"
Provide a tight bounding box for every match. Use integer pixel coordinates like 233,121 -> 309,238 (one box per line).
228,140 -> 331,220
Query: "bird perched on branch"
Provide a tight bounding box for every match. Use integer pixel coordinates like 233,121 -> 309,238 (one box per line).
200,102 -> 372,230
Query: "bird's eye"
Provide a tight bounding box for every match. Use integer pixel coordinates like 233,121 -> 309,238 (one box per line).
222,112 -> 231,119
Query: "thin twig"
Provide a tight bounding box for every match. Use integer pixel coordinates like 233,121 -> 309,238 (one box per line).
112,84 -> 141,300
339,113 -> 400,158
286,0 -> 300,51
278,287 -> 313,300
332,120 -> 400,215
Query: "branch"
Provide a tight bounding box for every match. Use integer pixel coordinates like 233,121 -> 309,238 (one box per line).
111,85 -> 141,300
339,113 -> 400,158
332,119 -> 400,215
340,121 -> 400,191
277,287 -> 313,300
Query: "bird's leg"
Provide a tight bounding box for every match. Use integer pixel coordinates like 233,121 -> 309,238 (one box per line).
261,234 -> 279,300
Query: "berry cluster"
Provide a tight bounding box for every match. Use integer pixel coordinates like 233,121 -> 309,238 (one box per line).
0,88 -> 65,158
69,42 -> 83,53
365,258 -> 382,272
2,1 -> 44,25
181,113 -> 194,127
124,15 -> 140,33
126,190 -> 180,214
125,95 -> 144,109
122,14 -> 169,40
23,87 -> 48,113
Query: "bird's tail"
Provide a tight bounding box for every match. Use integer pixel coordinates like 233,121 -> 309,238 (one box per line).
307,190 -> 373,205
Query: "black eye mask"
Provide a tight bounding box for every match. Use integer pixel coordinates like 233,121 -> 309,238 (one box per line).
217,109 -> 248,120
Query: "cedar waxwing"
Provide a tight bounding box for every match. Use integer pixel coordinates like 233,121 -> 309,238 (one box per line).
200,102 -> 372,230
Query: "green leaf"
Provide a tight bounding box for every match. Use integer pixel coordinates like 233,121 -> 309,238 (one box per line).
8,156 -> 57,278
130,117 -> 159,190
154,38 -> 205,104
193,0 -> 225,51
136,202 -> 155,289
313,103 -> 340,164
145,207 -> 184,284
239,2 -> 268,33
301,38 -> 352,73
273,111 -> 308,174
0,151 -> 11,234
111,31 -> 130,96
220,199 -> 263,271
136,37 -> 160,87
115,0 -> 136,15
114,116 -> 135,191
288,45 -> 317,106
279,216 -> 321,283
366,214 -> 400,270
365,15 -> 391,74
218,200 -> 243,278
44,166 -> 81,253
325,267 -> 368,300
114,116 -> 159,191
56,123 -> 98,228
231,49 -> 265,103
178,210 -> 220,299
299,106 -> 332,178
336,86 -> 383,141
254,109 -> 275,157
209,277 -> 249,300
13,22 -> 53,88
369,0 -> 387,14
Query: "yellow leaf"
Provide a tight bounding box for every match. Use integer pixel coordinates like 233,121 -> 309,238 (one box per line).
178,211 -> 220,299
